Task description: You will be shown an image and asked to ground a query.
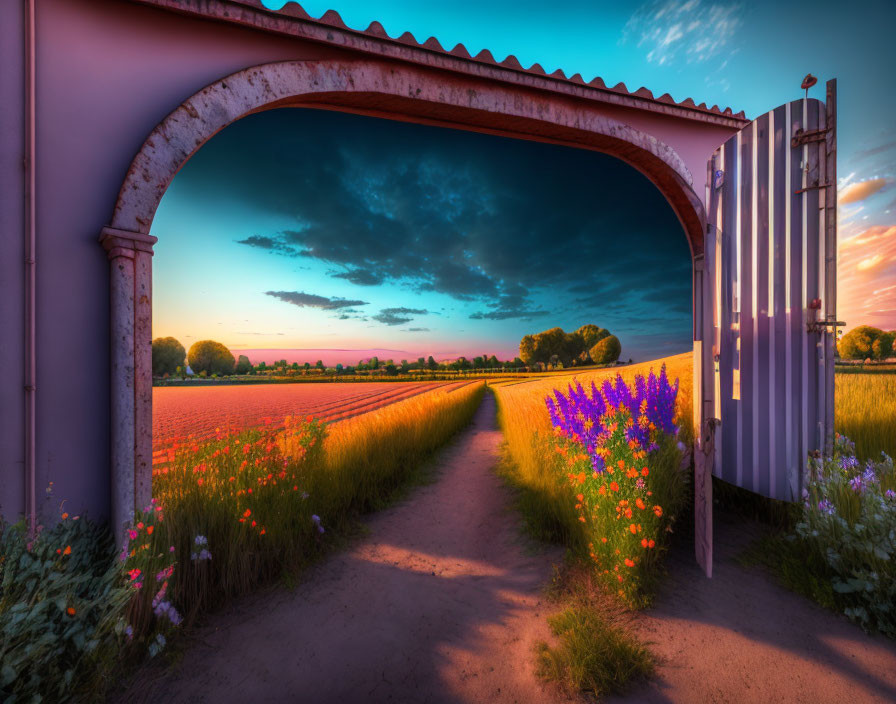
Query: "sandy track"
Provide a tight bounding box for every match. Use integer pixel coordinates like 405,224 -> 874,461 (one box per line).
126,391 -> 566,704
607,515 -> 896,704
126,388 -> 896,704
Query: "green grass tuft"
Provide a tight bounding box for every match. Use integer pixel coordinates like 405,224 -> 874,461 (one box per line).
536,604 -> 653,696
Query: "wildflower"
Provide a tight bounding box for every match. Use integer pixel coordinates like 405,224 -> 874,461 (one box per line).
624,558 -> 635,567
243,509 -> 251,518
146,525 -> 154,535
849,475 -> 864,493
194,535 -> 208,546
653,505 -> 663,517
641,468 -> 649,476
610,482 -> 619,492
641,538 -> 649,548
312,514 -> 325,534
817,499 -> 836,515
128,529 -> 138,541
61,512 -> 69,519
128,568 -> 142,581
886,490 -> 896,500
635,498 -> 646,510
648,539 -> 655,548
169,545 -> 176,553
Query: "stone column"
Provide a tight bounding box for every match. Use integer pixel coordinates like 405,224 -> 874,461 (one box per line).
100,227 -> 156,547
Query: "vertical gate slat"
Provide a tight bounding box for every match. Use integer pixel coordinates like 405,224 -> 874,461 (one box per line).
756,113 -> 771,498
772,105 -> 789,500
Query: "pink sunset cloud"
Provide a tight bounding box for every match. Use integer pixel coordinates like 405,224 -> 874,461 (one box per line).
839,224 -> 896,332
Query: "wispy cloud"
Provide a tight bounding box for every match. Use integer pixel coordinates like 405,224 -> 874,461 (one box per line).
839,178 -> 889,205
265,291 -> 368,310
622,1 -> 743,66
839,225 -> 896,330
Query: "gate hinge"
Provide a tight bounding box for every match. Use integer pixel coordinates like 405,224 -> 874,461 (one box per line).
791,127 -> 830,147
794,182 -> 832,195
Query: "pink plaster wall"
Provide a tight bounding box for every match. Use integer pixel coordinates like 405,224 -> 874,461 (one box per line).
0,0 -> 739,522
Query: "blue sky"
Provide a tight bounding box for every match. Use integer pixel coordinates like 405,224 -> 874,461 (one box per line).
153,1 -> 896,365
152,110 -> 690,363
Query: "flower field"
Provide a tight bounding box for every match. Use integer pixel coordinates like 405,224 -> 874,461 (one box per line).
153,380 -> 470,447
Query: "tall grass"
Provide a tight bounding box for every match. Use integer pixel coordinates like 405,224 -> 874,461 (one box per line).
835,373 -> 896,460
147,381 -> 486,627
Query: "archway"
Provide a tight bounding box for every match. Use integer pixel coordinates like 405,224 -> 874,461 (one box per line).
101,58 -> 708,551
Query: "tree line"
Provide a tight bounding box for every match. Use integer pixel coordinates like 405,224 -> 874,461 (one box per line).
519,324 -> 621,368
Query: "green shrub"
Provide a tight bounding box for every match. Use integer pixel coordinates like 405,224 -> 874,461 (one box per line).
0,515 -> 130,702
789,435 -> 896,636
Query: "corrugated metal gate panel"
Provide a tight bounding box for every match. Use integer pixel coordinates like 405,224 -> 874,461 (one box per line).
706,97 -> 831,502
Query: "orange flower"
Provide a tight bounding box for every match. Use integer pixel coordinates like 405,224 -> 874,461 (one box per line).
66,607 -> 76,616
653,505 -> 663,517
629,523 -> 638,534
635,498 -> 646,510
617,460 -> 625,469
146,526 -> 153,535
641,467 -> 649,476
61,512 -> 69,519
576,472 -> 586,485
197,478 -> 204,487
63,545 -> 71,556
578,516 -> 586,523
648,539 -> 655,548
576,493 -> 584,503
609,482 -> 619,492
601,537 -> 608,543
627,467 -> 639,479
598,485 -> 607,496
243,508 -> 251,518
624,508 -> 633,519
260,528 -> 266,535
624,558 -> 635,567
641,538 -> 649,548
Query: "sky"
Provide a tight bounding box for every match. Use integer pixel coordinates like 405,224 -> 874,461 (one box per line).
153,0 -> 896,364
151,109 -> 690,363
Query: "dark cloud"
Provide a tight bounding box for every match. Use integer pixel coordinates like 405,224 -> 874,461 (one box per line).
265,291 -> 368,310
236,235 -> 295,255
171,109 -> 692,353
371,307 -> 429,326
331,268 -> 385,286
405,327 -> 430,332
469,309 -> 551,321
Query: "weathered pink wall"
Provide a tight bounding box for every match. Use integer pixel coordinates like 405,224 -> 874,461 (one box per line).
0,0 -> 740,523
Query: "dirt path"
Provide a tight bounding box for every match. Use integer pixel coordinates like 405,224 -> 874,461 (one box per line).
121,390 -> 896,704
607,514 -> 896,704
124,391 -> 567,704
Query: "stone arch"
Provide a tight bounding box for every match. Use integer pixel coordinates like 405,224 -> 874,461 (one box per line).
101,58 -> 707,539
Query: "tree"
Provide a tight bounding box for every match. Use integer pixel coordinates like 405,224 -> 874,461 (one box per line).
838,325 -> 883,360
385,363 -> 398,376
427,356 -> 438,371
152,337 -> 185,377
235,354 -> 252,374
335,363 -> 344,375
369,356 -> 379,370
315,360 -> 324,371
187,340 -> 234,376
872,331 -> 896,360
589,335 -> 621,365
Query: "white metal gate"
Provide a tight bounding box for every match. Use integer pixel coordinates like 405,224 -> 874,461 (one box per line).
703,80 -> 838,506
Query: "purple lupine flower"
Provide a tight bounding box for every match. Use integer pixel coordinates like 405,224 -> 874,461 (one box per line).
885,489 -> 896,500
817,499 -> 836,515
839,456 -> 860,472
849,475 -> 864,493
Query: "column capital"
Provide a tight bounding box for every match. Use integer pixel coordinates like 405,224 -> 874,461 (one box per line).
100,226 -> 157,260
